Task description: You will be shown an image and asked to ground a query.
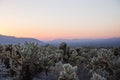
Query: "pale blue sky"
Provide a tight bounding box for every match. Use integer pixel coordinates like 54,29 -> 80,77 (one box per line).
0,0 -> 120,40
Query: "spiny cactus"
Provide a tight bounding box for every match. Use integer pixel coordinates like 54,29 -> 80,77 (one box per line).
59,42 -> 70,63
86,48 -> 120,80
0,42 -> 120,80
91,72 -> 107,80
113,48 -> 120,56
58,63 -> 79,80
59,42 -> 81,66
59,42 -> 67,53
16,42 -> 41,80
68,48 -> 81,66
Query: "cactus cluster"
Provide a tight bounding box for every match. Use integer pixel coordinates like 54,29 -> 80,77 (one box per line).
80,48 -> 120,80
59,42 -> 81,66
0,42 -> 120,80
58,63 -> 78,80
0,42 -> 63,80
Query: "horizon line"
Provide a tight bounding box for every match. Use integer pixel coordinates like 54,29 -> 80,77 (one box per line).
0,34 -> 120,41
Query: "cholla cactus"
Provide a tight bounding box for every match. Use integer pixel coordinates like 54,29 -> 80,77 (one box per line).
58,63 -> 79,80
59,42 -> 81,65
59,42 -> 70,63
91,72 -> 107,80
59,42 -> 67,53
87,48 -> 120,80
38,45 -> 63,76
0,42 -> 120,80
68,48 -> 81,66
113,48 -> 120,56
3,42 -> 42,80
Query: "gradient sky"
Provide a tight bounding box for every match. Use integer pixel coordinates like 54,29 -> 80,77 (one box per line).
0,0 -> 120,40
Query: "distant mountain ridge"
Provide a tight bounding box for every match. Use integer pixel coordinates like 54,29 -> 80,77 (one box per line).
0,35 -> 45,45
0,35 -> 120,47
47,38 -> 120,47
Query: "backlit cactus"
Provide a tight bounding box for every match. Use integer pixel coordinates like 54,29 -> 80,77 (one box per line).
58,63 -> 79,80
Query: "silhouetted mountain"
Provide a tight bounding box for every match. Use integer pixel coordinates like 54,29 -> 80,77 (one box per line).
47,38 -> 120,47
0,35 -> 45,45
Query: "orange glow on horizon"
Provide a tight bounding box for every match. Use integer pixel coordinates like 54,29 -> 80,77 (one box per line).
0,20 -> 120,41
0,24 -> 120,41
0,13 -> 120,41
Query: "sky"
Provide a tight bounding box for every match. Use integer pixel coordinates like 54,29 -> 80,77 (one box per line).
0,0 -> 120,40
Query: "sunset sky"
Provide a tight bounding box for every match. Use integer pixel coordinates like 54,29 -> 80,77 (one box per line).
0,0 -> 120,40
